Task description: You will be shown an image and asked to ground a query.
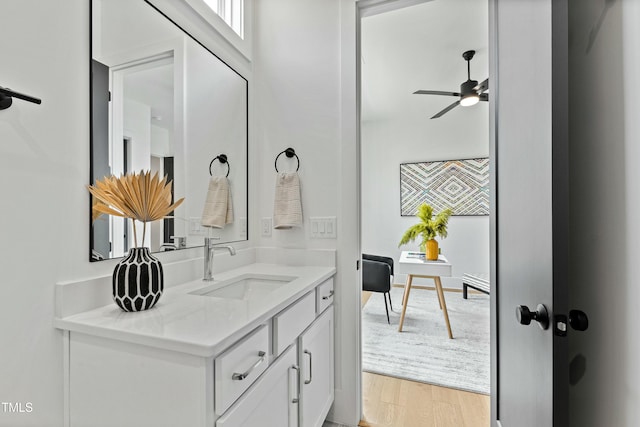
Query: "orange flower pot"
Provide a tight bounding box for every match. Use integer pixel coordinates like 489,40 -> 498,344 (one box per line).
425,239 -> 439,260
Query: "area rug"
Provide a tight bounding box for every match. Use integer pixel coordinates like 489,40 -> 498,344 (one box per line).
362,286 -> 490,394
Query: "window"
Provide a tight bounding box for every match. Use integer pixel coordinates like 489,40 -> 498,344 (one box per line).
203,0 -> 244,38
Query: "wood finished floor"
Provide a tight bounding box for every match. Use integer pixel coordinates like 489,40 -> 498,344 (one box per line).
359,372 -> 489,427
360,289 -> 490,427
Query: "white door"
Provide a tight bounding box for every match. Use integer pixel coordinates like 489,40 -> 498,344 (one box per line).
300,306 -> 334,427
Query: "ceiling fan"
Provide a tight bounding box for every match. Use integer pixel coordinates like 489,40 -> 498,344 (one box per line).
414,50 -> 488,119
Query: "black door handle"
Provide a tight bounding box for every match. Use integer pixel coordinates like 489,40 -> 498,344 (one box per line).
516,304 -> 549,330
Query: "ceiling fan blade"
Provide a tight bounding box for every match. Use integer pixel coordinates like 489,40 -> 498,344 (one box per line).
414,90 -> 461,97
475,78 -> 489,93
431,100 -> 460,119
480,93 -> 489,101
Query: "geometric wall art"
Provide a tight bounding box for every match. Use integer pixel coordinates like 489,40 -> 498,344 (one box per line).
400,158 -> 489,216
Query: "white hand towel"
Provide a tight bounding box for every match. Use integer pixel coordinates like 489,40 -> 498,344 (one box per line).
273,172 -> 302,229
201,176 -> 234,228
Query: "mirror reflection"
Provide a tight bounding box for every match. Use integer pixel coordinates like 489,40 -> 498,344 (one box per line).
90,0 -> 248,261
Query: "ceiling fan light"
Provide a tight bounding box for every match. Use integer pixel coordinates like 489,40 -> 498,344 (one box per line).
460,94 -> 479,107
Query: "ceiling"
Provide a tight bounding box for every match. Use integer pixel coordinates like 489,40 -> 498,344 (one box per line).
361,0 -> 489,123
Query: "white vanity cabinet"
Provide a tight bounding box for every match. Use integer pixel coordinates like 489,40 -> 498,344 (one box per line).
62,273 -> 335,427
218,283 -> 335,427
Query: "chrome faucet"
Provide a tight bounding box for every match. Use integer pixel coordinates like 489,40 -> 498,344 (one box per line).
204,238 -> 236,281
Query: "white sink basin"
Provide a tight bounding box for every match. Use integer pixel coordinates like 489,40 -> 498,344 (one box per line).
190,274 -> 297,301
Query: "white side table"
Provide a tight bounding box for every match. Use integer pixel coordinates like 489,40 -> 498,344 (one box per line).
396,251 -> 453,338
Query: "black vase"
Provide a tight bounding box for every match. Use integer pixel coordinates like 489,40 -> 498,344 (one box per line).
112,247 -> 163,312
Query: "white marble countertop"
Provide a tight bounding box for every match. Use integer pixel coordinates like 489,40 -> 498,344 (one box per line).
54,263 -> 336,358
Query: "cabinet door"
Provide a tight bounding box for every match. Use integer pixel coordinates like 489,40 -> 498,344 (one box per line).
299,306 -> 334,427
216,344 -> 299,427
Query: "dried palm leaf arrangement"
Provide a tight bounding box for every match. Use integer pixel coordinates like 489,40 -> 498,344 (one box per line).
88,170 -> 184,248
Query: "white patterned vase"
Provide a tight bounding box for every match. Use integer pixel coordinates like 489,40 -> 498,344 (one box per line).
112,247 -> 163,312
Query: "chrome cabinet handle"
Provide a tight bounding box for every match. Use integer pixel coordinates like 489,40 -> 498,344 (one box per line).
322,290 -> 334,300
290,365 -> 300,403
304,350 -> 313,385
232,351 -> 266,380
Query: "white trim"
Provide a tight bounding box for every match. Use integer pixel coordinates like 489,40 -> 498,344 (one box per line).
63,330 -> 70,427
143,0 -> 252,77
324,1 -> 361,425
202,0 -> 244,39
179,0 -> 252,61
358,0 -> 434,17
110,52 -> 173,73
351,0 -> 444,425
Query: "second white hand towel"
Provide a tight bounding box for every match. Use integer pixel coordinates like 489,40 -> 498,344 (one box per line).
201,176 -> 234,228
273,172 -> 302,229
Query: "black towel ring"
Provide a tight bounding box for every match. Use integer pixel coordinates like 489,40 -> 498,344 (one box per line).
274,148 -> 300,172
209,154 -> 230,177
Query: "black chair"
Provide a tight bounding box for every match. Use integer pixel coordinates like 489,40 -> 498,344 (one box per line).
362,254 -> 394,324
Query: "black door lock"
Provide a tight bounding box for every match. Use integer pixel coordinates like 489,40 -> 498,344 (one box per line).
553,311 -> 589,337
569,309 -> 589,331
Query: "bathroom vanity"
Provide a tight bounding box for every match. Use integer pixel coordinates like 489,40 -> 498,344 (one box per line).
55,260 -> 335,427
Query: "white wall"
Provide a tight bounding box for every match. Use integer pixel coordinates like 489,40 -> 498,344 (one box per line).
124,99 -> 152,174
253,0 -> 341,249
93,0 -> 177,63
361,116 -> 490,287
183,38 -> 248,245
253,0 -> 361,424
0,2 -> 93,425
568,0 -> 640,425
0,2 -> 250,426
122,99 -> 152,249
150,124 -> 172,157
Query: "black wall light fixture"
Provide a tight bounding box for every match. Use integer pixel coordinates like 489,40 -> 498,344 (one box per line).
0,86 -> 42,110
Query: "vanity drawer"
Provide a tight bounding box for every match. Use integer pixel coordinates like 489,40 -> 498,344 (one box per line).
216,344 -> 298,427
316,278 -> 334,314
215,325 -> 269,415
273,291 -> 316,356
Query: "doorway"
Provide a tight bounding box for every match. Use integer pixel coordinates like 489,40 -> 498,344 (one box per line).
108,53 -> 175,255
357,1 -> 491,425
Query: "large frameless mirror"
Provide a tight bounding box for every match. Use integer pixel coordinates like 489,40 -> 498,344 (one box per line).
90,0 -> 248,261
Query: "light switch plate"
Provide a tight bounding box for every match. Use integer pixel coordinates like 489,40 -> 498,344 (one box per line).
261,217 -> 272,237
309,217 -> 337,239
189,217 -> 205,236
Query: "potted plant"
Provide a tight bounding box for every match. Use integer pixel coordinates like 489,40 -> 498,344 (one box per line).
398,203 -> 452,260
88,170 -> 184,312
